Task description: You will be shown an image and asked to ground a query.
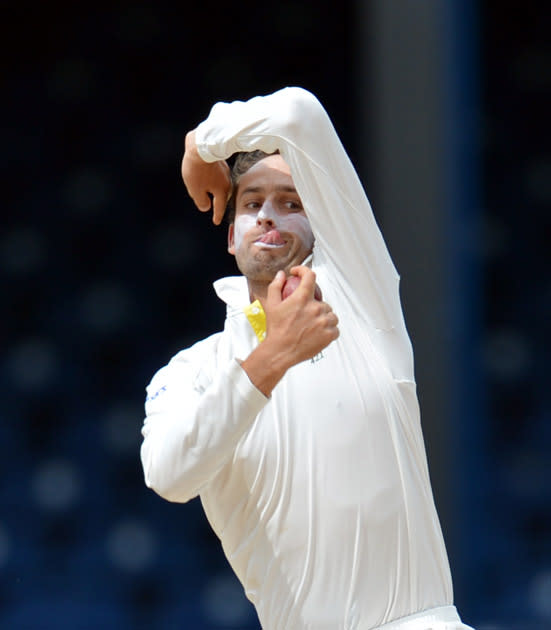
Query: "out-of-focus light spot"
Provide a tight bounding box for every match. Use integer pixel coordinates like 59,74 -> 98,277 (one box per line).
484,328 -> 531,382
7,338 -> 59,391
0,227 -> 47,273
202,572 -> 253,626
79,282 -> 132,333
132,124 -> 175,166
102,401 -> 142,454
48,58 -> 97,103
31,459 -> 81,512
525,159 -> 551,204
106,519 -> 157,572
0,523 -> 11,568
530,569 -> 551,619
149,223 -> 197,269
62,168 -> 112,216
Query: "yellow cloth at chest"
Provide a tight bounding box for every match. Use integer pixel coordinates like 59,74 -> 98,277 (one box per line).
243,300 -> 266,343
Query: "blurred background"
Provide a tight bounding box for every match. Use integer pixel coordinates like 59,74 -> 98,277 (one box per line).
2,1 -> 549,628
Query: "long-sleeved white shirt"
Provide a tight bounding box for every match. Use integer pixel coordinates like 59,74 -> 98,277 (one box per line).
141,87 -> 454,630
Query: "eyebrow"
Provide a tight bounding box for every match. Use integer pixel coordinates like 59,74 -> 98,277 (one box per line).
239,184 -> 298,196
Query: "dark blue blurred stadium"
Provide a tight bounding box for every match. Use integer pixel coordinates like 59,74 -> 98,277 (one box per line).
2,1 -> 549,629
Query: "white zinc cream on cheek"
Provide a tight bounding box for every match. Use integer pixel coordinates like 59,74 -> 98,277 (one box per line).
233,207 -> 314,252
233,214 -> 256,251
279,213 -> 314,251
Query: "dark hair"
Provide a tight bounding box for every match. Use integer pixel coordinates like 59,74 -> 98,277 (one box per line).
225,149 -> 280,224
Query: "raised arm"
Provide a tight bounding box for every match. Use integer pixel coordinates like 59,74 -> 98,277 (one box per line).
188,87 -> 402,332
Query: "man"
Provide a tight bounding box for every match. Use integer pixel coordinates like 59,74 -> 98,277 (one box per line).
141,87 -> 473,630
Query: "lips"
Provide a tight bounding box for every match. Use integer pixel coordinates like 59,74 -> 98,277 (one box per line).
256,229 -> 286,247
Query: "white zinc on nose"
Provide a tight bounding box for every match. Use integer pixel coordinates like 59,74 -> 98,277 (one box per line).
256,200 -> 279,224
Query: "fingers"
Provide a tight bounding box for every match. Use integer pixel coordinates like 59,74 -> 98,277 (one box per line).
212,162 -> 232,224
321,307 -> 340,345
319,302 -> 339,326
212,193 -> 226,225
315,299 -> 339,342
263,268 -> 340,364
194,192 -> 212,213
289,265 -> 310,277
289,266 -> 316,299
327,310 -> 339,331
181,135 -> 232,222
267,270 -> 286,306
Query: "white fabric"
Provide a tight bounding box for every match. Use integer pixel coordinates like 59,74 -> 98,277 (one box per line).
141,88 -> 459,630
374,605 -> 473,630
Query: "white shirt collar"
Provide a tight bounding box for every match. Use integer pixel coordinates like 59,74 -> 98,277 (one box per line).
212,254 -> 314,314
213,276 -> 250,315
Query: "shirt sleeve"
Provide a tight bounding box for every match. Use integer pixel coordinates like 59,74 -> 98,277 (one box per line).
195,86 -> 401,331
140,338 -> 268,503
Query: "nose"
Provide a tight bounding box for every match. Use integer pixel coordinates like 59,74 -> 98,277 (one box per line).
256,201 -> 278,228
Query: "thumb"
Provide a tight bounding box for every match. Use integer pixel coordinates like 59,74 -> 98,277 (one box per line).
267,270 -> 286,305
194,192 -> 212,212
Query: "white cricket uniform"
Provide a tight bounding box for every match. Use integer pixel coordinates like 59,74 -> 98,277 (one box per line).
141,88 -> 473,630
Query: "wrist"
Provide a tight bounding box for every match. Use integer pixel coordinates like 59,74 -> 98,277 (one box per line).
184,130 -> 203,162
240,340 -> 290,397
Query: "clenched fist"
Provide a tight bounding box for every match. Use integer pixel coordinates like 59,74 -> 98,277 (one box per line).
241,266 -> 339,396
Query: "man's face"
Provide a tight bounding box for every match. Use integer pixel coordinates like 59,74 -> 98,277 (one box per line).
228,154 -> 314,283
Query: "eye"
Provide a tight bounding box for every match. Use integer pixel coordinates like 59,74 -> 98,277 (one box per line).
284,200 -> 302,211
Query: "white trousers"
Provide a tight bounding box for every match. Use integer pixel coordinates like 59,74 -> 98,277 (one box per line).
373,606 -> 475,630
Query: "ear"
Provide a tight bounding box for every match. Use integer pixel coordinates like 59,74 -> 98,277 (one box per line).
228,223 -> 235,255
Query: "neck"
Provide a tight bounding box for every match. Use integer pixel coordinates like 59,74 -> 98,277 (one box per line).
247,279 -> 269,306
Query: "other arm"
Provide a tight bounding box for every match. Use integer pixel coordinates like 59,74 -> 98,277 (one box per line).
141,347 -> 267,503
141,268 -> 338,503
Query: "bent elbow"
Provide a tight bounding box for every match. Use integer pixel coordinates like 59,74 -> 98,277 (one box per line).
276,87 -> 327,142
143,473 -> 184,504
140,441 -> 196,504
142,464 -> 196,505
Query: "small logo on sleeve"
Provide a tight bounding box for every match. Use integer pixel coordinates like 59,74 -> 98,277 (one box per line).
146,385 -> 167,402
310,351 -> 324,364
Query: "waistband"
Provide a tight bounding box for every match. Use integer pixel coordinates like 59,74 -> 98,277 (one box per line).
372,605 -> 461,630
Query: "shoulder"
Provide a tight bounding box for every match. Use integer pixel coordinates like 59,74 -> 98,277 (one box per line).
147,332 -> 223,393
170,332 -> 224,364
